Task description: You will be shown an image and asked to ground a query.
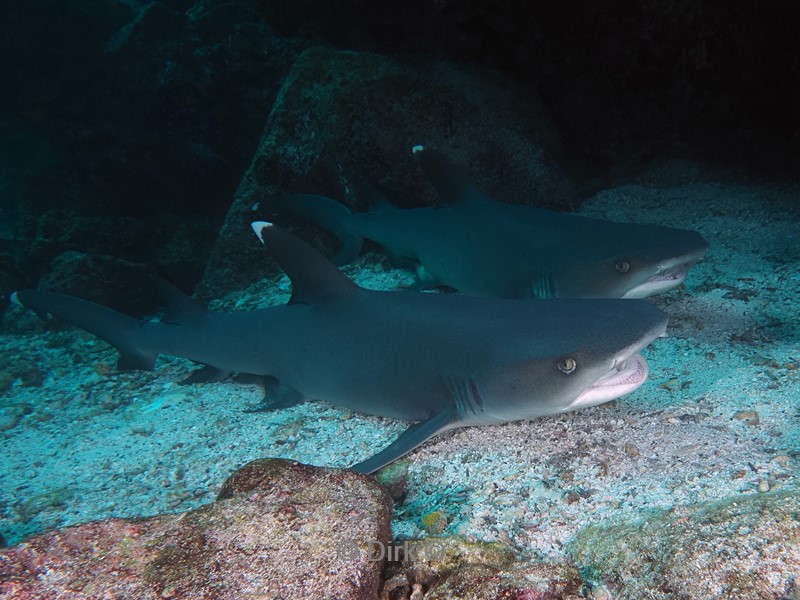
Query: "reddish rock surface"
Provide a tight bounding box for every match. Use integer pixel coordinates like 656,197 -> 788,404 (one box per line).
0,458 -> 392,599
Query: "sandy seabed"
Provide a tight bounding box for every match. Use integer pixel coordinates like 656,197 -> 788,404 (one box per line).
1,177 -> 798,558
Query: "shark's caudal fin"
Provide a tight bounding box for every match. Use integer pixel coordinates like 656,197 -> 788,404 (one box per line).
412,145 -> 483,205
252,221 -> 358,305
11,290 -> 158,370
268,193 -> 363,265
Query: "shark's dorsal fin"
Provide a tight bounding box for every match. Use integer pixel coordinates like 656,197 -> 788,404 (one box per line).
413,145 -> 484,205
151,278 -> 209,325
252,222 -> 358,305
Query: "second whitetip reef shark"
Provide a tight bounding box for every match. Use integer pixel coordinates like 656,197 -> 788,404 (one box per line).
272,146 -> 709,299
12,222 -> 669,473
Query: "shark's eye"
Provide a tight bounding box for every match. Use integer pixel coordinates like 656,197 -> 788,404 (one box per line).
558,358 -> 577,374
615,260 -> 630,273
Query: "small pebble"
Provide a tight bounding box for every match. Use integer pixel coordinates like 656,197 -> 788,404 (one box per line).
733,410 -> 760,426
771,454 -> 792,468
758,479 -> 770,493
382,573 -> 409,594
410,583 -> 424,600
591,584 -> 612,600
623,443 -> 640,458
421,510 -> 448,534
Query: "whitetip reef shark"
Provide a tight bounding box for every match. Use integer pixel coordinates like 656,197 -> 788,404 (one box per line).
271,146 -> 709,299
12,222 -> 669,473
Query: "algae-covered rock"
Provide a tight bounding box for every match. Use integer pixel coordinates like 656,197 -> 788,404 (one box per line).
424,560 -> 584,600
374,458 -> 411,501
569,487 -> 800,599
421,510 -> 449,535
0,458 -> 392,599
403,535 -> 517,586
197,45 -> 574,298
381,534 -> 582,599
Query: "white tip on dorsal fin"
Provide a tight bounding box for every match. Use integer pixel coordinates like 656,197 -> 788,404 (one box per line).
411,144 -> 425,154
10,291 -> 22,306
253,222 -> 359,305
251,221 -> 273,244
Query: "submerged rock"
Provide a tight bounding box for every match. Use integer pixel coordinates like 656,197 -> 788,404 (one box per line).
379,534 -> 583,599
7,0 -> 302,293
374,458 -> 411,501
423,560 -> 584,600
569,487 -> 800,599
0,458 -> 392,599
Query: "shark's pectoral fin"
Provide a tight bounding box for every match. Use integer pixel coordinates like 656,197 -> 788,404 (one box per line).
180,365 -> 232,385
350,410 -> 461,474
403,279 -> 437,292
381,248 -> 418,270
411,263 -> 447,291
399,263 -> 448,292
244,376 -> 307,413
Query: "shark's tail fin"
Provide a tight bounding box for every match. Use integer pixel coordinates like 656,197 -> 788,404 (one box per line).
269,194 -> 363,265
11,290 -> 157,371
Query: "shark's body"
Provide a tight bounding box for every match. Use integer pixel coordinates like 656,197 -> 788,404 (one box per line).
13,223 -> 668,473
273,147 -> 708,299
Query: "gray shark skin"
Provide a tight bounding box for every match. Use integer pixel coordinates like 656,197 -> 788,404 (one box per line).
271,147 -> 709,299
12,222 -> 668,474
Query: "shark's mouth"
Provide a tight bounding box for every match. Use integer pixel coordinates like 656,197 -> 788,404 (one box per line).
622,253 -> 703,299
622,261 -> 697,299
648,267 -> 688,284
622,267 -> 688,298
572,352 -> 649,408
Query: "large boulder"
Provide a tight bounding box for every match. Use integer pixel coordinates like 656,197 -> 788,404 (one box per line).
380,535 -> 584,599
197,45 -> 575,298
257,1 -> 800,181
4,0 -> 303,291
0,459 -> 393,599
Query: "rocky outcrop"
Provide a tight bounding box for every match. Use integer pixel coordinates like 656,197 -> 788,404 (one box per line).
3,0 -> 303,294
379,535 -> 583,599
0,459 -> 393,599
259,1 -> 800,181
569,487 -> 800,599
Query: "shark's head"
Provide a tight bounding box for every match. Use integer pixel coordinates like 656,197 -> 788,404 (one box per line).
473,298 -> 669,422
543,222 -> 709,299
